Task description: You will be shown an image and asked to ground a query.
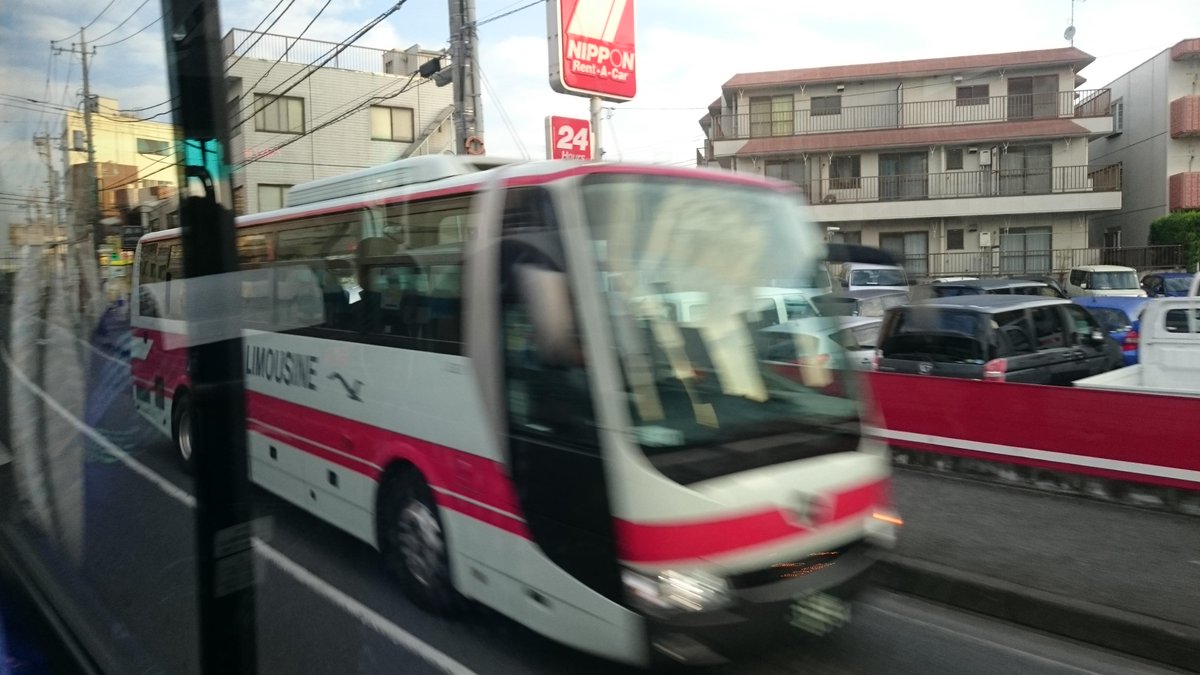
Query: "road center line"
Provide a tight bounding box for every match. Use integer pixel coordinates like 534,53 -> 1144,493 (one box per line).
1,347 -> 480,675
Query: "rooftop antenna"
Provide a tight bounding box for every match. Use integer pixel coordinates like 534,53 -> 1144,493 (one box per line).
1064,0 -> 1084,45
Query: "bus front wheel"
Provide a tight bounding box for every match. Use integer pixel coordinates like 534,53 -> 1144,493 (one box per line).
378,468 -> 463,616
171,392 -> 195,474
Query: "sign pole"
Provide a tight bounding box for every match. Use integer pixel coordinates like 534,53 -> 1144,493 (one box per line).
590,96 -> 604,160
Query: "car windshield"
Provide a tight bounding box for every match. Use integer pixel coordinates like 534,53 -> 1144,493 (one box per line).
582,174 -> 860,452
851,268 -> 907,286
1090,271 -> 1139,290
1164,276 -> 1193,292
881,307 -> 990,362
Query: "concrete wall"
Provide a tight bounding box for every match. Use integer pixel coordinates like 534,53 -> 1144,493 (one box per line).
227,55 -> 455,214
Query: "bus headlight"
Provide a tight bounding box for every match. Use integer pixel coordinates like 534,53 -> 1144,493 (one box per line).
622,568 -> 732,613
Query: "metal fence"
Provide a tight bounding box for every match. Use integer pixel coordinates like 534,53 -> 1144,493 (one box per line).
921,245 -> 1184,279
712,89 -> 1111,140
810,165 -> 1119,205
222,29 -> 392,74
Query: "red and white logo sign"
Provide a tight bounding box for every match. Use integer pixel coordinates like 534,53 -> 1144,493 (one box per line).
544,116 -> 593,160
547,0 -> 636,102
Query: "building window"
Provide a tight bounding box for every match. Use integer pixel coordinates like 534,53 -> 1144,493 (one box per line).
253,94 -> 304,134
370,106 -> 415,142
830,155 -> 860,190
955,85 -> 989,106
258,184 -> 291,212
749,95 -> 793,137
946,148 -> 964,171
1110,99 -> 1124,135
765,158 -> 805,184
879,231 -> 929,276
812,95 -> 842,116
136,138 -> 171,156
947,228 -> 964,250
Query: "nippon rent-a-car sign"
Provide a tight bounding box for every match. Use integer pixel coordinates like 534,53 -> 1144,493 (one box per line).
548,0 -> 636,102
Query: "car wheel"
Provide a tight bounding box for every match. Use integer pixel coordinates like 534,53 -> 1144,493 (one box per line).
171,391 -> 195,474
378,468 -> 464,616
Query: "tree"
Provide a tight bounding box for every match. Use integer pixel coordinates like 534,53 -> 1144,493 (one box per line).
1148,211 -> 1200,269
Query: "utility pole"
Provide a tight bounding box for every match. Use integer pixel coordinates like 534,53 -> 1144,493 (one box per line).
32,133 -> 61,237
448,0 -> 484,154
54,30 -> 101,252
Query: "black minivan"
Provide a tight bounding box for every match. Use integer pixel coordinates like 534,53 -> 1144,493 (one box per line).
876,295 -> 1122,385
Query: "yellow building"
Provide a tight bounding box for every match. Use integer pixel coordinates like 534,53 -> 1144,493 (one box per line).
62,96 -> 179,227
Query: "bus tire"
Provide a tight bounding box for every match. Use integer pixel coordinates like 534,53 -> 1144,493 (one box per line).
378,468 -> 463,616
171,391 -> 195,474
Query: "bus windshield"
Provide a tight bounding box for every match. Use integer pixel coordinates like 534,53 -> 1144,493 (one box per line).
581,174 -> 859,454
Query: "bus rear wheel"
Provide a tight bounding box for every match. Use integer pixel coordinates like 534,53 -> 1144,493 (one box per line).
378,468 -> 463,616
171,392 -> 195,474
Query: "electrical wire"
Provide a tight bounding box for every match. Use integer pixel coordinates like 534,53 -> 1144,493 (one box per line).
94,14 -> 162,48
476,60 -> 528,159
224,0 -> 297,73
51,0 -> 119,44
474,0 -> 544,27
238,0 -> 333,100
89,0 -> 152,44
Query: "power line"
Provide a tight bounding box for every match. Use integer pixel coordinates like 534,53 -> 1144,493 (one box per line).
94,14 -> 162,48
476,60 -> 528,159
89,0 -> 152,44
475,0 -> 544,27
238,0 -> 333,103
224,0 -> 296,73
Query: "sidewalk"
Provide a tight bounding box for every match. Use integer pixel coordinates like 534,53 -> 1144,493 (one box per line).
875,468 -> 1200,671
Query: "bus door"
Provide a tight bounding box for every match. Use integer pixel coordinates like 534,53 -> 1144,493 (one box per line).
496,186 -> 622,601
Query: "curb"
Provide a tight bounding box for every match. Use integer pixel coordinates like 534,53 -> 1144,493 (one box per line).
872,554 -> 1200,672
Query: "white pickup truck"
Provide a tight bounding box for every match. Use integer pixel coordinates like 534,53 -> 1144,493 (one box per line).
1074,294 -> 1200,397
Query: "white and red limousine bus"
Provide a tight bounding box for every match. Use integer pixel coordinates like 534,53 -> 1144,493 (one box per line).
131,155 -> 899,666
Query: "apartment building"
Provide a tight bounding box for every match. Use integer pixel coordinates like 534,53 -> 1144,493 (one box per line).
700,48 -> 1122,278
1088,38 -> 1200,247
224,29 -> 457,215
61,96 -> 179,227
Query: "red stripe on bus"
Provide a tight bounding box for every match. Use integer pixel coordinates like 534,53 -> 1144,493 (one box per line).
243,390 -> 525,519
434,491 -> 531,539
613,479 -> 887,563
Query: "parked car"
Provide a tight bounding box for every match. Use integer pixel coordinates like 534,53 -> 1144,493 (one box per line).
837,262 -> 909,292
876,295 -> 1122,384
1008,274 -> 1069,299
762,316 -> 883,371
1065,265 -> 1146,298
910,277 -> 1064,300
1140,271 -> 1195,297
1072,296 -> 1149,366
636,287 -> 819,326
811,289 -> 909,318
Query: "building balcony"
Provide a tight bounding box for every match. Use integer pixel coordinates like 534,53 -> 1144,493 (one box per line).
923,245 -> 1183,279
1169,172 -> 1200,211
803,164 -> 1121,222
710,89 -> 1111,140
1170,96 -> 1200,138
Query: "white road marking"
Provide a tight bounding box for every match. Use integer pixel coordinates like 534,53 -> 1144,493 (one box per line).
255,540 -> 479,675
863,602 -> 1108,675
3,348 -> 196,509
2,347 -> 481,675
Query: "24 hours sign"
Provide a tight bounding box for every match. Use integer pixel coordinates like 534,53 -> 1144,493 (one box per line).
547,0 -> 637,102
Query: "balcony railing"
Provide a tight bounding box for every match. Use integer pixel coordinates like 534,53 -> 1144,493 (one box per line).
222,29 -> 394,74
920,245 -> 1183,279
711,89 -> 1111,139
809,164 -> 1119,205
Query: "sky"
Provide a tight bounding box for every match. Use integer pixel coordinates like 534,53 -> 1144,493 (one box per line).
1,0 -> 1198,243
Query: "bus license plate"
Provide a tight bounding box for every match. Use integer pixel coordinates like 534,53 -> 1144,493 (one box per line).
788,592 -> 851,635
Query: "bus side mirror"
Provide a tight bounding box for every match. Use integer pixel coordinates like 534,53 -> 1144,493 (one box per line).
516,264 -> 581,367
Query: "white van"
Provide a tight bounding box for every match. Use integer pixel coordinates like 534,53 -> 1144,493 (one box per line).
1065,265 -> 1146,298
838,262 -> 909,292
